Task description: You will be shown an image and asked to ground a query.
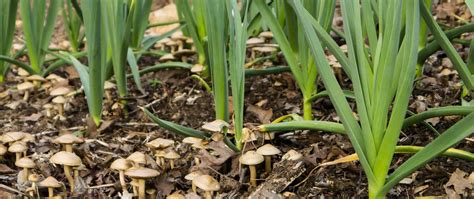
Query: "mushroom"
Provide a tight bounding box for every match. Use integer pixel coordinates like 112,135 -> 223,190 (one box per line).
50,86 -> 72,97
110,158 -> 132,193
185,38 -> 195,51
26,75 -> 46,88
246,37 -> 265,47
167,192 -> 186,199
17,68 -> 30,78
184,171 -> 203,193
171,31 -> 186,50
52,96 -> 66,120
251,46 -> 277,60
146,138 -> 174,166
256,144 -> 281,173
190,64 -> 204,73
17,81 -> 34,101
159,53 -> 176,62
165,40 -> 178,53
53,134 -> 84,152
39,176 -> 62,199
155,38 -> 171,51
173,49 -> 195,63
50,151 -> 82,193
154,150 -> 167,167
239,150 -> 264,186
146,188 -> 157,199
15,157 -> 35,182
2,132 -> 25,144
192,174 -> 220,199
282,149 -> 303,161
43,104 -> 54,117
126,152 -> 147,167
164,150 -> 180,169
258,31 -> 273,42
28,173 -> 40,197
182,137 -> 207,165
8,141 -> 27,161
125,168 -> 160,199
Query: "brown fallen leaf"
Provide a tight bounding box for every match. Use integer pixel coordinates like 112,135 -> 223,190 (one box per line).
197,141 -> 235,169
444,168 -> 472,196
20,112 -> 42,122
0,164 -> 14,174
246,104 -> 273,124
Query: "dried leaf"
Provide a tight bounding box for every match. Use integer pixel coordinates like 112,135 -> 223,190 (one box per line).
444,169 -> 472,194
246,104 -> 273,124
20,113 -> 42,122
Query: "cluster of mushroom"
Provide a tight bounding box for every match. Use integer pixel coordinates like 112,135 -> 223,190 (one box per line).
158,31 -> 196,64
246,31 -> 278,60
15,68 -> 68,102
0,132 -> 80,198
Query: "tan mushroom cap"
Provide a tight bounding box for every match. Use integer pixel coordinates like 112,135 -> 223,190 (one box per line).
185,38 -> 194,44
2,132 -> 25,143
52,96 -> 66,104
50,87 -> 71,96
21,133 -> 35,143
15,157 -> 36,168
39,176 -> 62,188
110,158 -> 131,171
256,144 -> 281,156
0,144 -> 7,155
54,134 -> 83,144
50,151 -> 82,166
165,40 -> 178,46
259,31 -> 273,39
17,82 -> 34,91
171,31 -> 186,40
173,49 -> 195,57
159,53 -> 176,62
155,150 -> 167,158
239,150 -> 264,166
126,152 -> 147,165
125,168 -> 160,179
43,103 -> 53,109
146,138 -> 175,149
164,151 -> 180,159
28,173 -> 40,182
246,37 -> 265,45
282,149 -> 303,161
190,64 -> 204,73
26,75 -> 46,82
192,174 -> 220,192
253,46 -> 278,53
8,142 -> 27,153
167,192 -> 186,199
184,171 -> 203,181
45,74 -> 63,81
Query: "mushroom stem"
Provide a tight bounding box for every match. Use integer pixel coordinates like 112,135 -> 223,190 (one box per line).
132,178 -> 138,196
118,171 -> 127,193
204,191 -> 213,199
64,165 -> 75,193
23,91 -> 30,101
194,157 -> 200,165
138,179 -> 146,199
249,165 -> 257,186
47,187 -> 54,199
23,168 -> 29,182
264,156 -> 272,173
64,144 -> 73,153
192,182 -> 197,193
169,160 -> 175,169
46,108 -> 52,117
160,157 -> 165,168
15,152 -> 22,161
57,104 -> 64,116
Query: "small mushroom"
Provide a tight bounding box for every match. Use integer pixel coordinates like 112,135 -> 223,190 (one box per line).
146,188 -> 157,199
239,150 -> 264,186
104,81 -> 116,103
246,37 -> 265,47
15,157 -> 36,182
54,134 -> 84,153
146,138 -> 174,166
251,46 -> 277,60
185,171 -> 203,193
17,68 -> 30,77
256,144 -> 281,173
2,132 -> 25,144
192,174 -> 220,199
50,151 -> 82,193
26,75 -> 46,88
50,86 -> 72,97
17,82 -> 34,101
39,176 -> 62,199
154,150 -> 167,167
52,96 -> 66,120
43,104 -> 54,117
126,152 -> 147,167
125,168 -> 160,199
159,53 -> 176,62
8,141 -> 27,161
173,49 -> 195,63
165,40 -> 178,53
164,150 -> 180,169
28,173 -> 40,197
190,64 -> 204,73
258,31 -> 273,42
110,158 -> 132,193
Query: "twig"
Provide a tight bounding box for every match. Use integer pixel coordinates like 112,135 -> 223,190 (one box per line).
115,122 -> 159,127
87,183 -> 117,189
0,184 -> 28,196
